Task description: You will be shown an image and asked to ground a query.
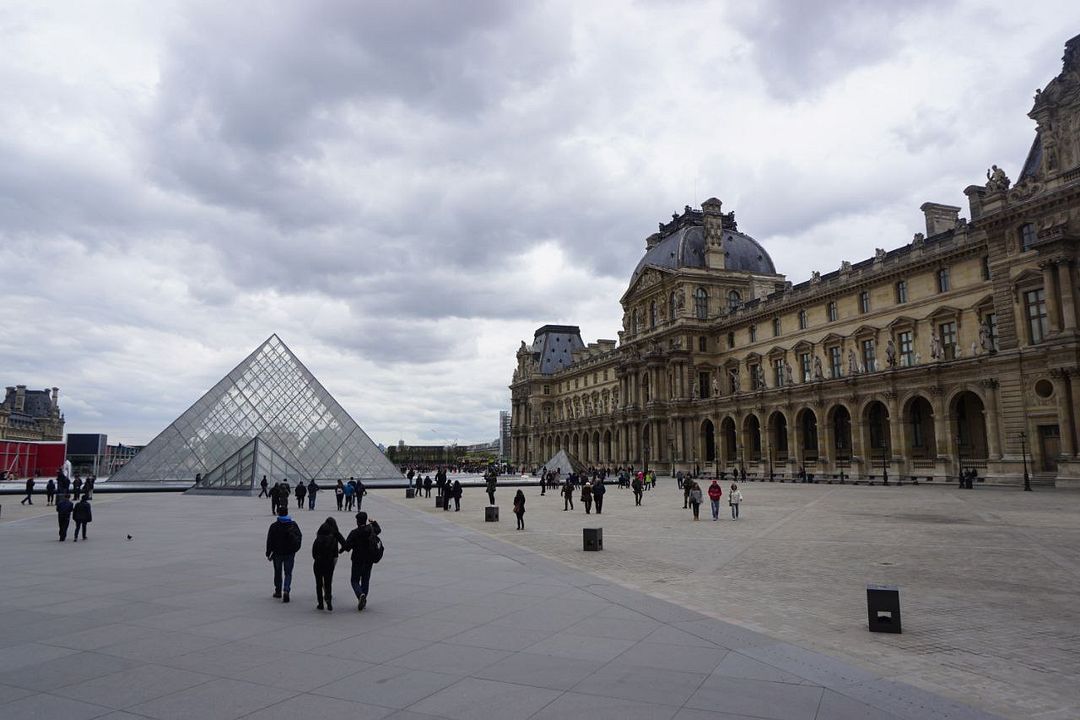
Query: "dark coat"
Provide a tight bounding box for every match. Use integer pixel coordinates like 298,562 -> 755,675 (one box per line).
56,498 -> 74,518
311,528 -> 345,562
343,521 -> 382,566
452,481 -> 462,499
266,517 -> 302,556
72,499 -> 92,523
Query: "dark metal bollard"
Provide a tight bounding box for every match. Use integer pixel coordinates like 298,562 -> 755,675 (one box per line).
406,488 -> 415,499
435,494 -> 443,508
485,506 -> 499,522
583,527 -> 603,551
867,584 -> 901,633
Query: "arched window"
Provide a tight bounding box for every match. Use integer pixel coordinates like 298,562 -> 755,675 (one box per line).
649,301 -> 657,328
727,290 -> 741,313
631,309 -> 639,332
694,288 -> 708,319
669,292 -> 677,321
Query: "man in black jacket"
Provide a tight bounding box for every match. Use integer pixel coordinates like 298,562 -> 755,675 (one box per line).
21,476 -> 35,505
56,495 -> 74,541
265,506 -> 302,602
485,470 -> 497,505
343,511 -> 381,612
72,497 -> 92,541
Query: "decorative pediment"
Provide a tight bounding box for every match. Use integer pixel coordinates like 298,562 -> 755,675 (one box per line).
744,351 -> 762,363
887,315 -> 918,329
621,265 -> 676,303
1010,268 -> 1043,288
792,339 -> 815,352
819,332 -> 844,345
852,324 -> 879,338
765,345 -> 787,357
968,293 -> 995,311
928,305 -> 962,319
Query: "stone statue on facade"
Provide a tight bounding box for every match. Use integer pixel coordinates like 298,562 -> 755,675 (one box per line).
813,355 -> 824,381
986,164 -> 1011,192
675,291 -> 685,315
840,260 -> 852,273
810,270 -> 821,285
691,378 -> 699,399
848,349 -> 858,375
978,319 -> 991,353
875,248 -> 887,262
730,367 -> 740,392
712,373 -> 720,397
930,333 -> 942,361
783,360 -> 793,387
755,365 -> 767,390
885,339 -> 896,368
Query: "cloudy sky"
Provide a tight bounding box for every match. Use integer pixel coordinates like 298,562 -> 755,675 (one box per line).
2,1 -> 1077,447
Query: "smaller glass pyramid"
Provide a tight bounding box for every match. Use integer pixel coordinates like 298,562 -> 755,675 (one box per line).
111,334 -> 401,488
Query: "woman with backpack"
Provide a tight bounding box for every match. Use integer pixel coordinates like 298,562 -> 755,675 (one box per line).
688,482 -> 703,520
729,483 -> 743,520
513,489 -> 526,530
311,517 -> 346,611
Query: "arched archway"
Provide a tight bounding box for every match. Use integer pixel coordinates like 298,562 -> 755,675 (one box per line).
642,423 -> 653,469
592,430 -> 601,464
701,419 -> 716,463
743,415 -> 762,462
768,411 -> 789,461
603,430 -> 612,463
863,400 -> 890,462
951,391 -> 988,465
721,417 -> 737,464
829,405 -> 852,462
797,408 -> 819,461
904,396 -> 935,461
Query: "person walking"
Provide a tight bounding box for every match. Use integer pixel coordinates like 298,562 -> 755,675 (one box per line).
708,479 -> 722,521
561,478 -> 574,511
56,494 -> 74,541
539,466 -> 547,496
581,481 -> 593,514
45,477 -> 56,506
513,489 -> 526,530
452,479 -> 462,511
21,476 -> 35,505
592,478 -> 605,514
729,483 -> 743,520
84,476 -> 95,500
72,475 -> 83,501
631,474 -> 643,506
343,480 -> 355,511
312,517 -> 346,611
343,511 -> 383,612
72,496 -> 92,541
688,482 -> 703,520
354,479 -> 367,511
485,471 -> 497,506
307,479 -> 319,510
258,475 -> 269,498
295,481 -> 307,510
266,506 -> 303,602
423,475 -> 432,498
683,478 -> 692,509
335,480 -> 344,511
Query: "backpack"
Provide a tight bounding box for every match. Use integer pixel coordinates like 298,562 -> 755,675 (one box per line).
370,533 -> 384,564
284,521 -> 303,554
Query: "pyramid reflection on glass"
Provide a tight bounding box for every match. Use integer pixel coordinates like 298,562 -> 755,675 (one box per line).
110,335 -> 401,492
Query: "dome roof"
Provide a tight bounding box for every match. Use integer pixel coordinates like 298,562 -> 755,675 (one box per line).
631,224 -> 776,282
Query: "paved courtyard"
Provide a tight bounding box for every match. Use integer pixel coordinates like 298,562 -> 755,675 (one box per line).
0,486 -> 1056,720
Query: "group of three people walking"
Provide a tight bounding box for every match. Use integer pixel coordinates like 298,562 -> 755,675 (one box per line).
685,479 -> 743,520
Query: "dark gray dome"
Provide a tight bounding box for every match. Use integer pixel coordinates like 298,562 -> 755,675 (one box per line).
631,225 -> 776,281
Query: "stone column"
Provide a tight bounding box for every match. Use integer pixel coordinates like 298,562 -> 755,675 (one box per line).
1059,260 -> 1078,332
1042,260 -> 1063,334
1052,370 -> 1077,458
818,406 -> 832,469
885,392 -> 904,468
981,379 -> 1002,460
786,415 -> 798,470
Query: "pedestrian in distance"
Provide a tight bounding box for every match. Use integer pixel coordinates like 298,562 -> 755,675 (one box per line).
729,483 -> 743,520
72,475 -> 83,501
335,479 -> 344,510
683,478 -> 692,509
312,517 -> 346,611
485,471 -> 497,505
343,511 -> 383,612
452,479 -> 462,511
708,479 -> 722,520
72,496 -> 92,541
562,478 -> 574,511
689,482 -> 703,520
354,479 -> 367,511
539,465 -> 547,495
21,476 -> 35,505
423,475 -> 432,498
258,475 -> 269,498
631,474 -> 643,506
307,479 -> 319,510
45,477 -> 56,505
592,477 -> 605,514
513,489 -> 526,530
295,481 -> 307,510
56,494 -> 73,541
84,475 -> 95,500
266,505 -> 303,602
343,480 -> 355,511
581,481 -> 593,514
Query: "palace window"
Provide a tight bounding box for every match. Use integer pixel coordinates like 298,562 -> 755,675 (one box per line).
983,313 -> 999,352
895,280 -> 908,304
698,335 -> 707,352
912,403 -> 926,448
774,357 -> 786,387
937,267 -> 951,293
772,317 -> 781,337
939,321 -> 957,359
631,309 -> 639,332
829,346 -> 843,379
749,325 -> 757,343
543,385 -> 550,395
650,301 -> 657,328
727,289 -> 741,313
669,292 -> 678,321
1025,289 -> 1048,344
1019,223 -> 1037,251
699,371 -> 711,398
694,288 -> 708,319
859,290 -> 870,314
981,256 -> 991,281
898,331 -> 913,366
799,352 -> 811,383
861,339 -> 876,372
798,309 -> 807,329
827,301 -> 838,322
727,332 -> 735,349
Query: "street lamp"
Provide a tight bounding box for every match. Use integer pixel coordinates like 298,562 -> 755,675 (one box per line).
1019,432 -> 1032,492
768,446 -> 775,482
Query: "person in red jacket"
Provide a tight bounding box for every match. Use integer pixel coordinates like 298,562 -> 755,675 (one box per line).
707,479 -> 723,521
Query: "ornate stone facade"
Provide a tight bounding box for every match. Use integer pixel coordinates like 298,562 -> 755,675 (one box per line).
510,35 -> 1080,487
0,385 -> 64,441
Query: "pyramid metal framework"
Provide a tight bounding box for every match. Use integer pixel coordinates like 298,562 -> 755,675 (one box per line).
111,335 -> 401,489
540,449 -> 587,477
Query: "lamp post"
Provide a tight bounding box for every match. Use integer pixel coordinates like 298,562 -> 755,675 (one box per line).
1019,432 -> 1032,491
768,446 -> 775,482
882,446 -> 889,486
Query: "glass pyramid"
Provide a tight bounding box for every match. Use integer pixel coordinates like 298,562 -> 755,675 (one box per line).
111,334 -> 402,489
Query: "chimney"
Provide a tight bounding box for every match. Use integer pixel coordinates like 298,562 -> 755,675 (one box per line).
51,387 -> 59,407
920,202 -> 961,237
15,384 -> 26,412
702,197 -> 727,270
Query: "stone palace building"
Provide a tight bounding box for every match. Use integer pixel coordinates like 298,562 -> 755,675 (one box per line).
509,35 -> 1080,488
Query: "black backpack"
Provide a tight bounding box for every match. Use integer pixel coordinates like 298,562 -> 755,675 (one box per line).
369,533 -> 384,564
284,522 -> 303,554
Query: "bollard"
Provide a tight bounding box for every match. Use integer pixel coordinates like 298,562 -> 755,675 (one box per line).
406,488 -> 415,499
583,527 -> 603,551
866,584 -> 901,633
485,506 -> 499,522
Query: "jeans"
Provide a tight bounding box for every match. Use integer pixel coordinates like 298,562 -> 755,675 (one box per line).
308,495 -> 316,510
273,553 -> 296,592
711,499 -> 720,519
58,516 -> 70,540
344,495 -> 353,511
336,493 -> 343,510
594,495 -> 603,514
731,503 -> 739,519
564,496 -> 574,510
74,521 -> 87,539
486,490 -> 496,505
691,501 -> 700,519
314,559 -> 335,606
583,498 -> 592,514
350,563 -> 372,598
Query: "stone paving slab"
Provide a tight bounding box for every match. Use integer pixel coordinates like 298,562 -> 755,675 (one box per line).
0,491 -> 1009,720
